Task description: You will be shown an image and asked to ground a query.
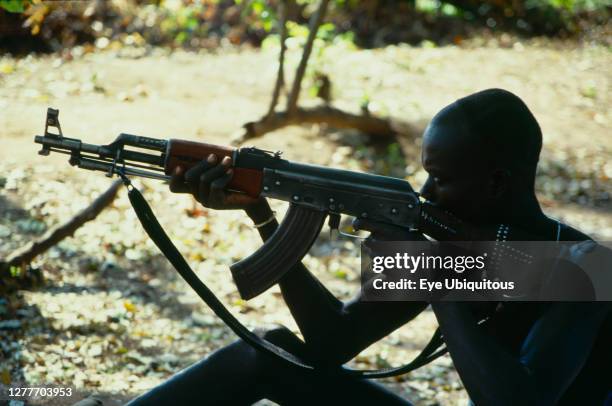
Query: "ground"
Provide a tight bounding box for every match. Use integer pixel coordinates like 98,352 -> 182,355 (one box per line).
0,39 -> 610,405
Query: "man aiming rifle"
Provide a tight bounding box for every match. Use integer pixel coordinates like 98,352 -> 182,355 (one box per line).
121,88 -> 611,405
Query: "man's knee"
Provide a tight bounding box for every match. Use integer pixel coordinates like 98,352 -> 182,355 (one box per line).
258,326 -> 297,344
203,335 -> 258,373
205,326 -> 307,377
209,327 -> 299,362
257,326 -> 308,358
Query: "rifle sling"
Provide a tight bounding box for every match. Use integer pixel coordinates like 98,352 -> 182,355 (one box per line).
121,177 -> 448,378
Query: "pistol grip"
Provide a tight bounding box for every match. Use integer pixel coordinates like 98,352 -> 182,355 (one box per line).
230,204 -> 327,300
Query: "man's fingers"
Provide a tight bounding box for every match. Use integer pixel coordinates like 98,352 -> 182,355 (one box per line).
169,154 -> 257,212
184,158 -> 212,184
206,170 -> 233,207
169,166 -> 190,193
210,169 -> 233,192
198,172 -> 211,204
220,155 -> 232,168
199,161 -> 230,185
198,164 -> 230,203
209,169 -> 261,208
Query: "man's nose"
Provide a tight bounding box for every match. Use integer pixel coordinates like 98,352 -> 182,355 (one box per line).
419,176 -> 436,202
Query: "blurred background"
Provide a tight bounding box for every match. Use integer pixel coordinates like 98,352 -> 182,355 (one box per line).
0,1 -> 610,405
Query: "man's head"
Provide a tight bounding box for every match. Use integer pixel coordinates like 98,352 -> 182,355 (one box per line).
420,88 -> 542,224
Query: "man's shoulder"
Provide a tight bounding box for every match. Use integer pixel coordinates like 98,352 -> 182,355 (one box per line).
557,222 -> 609,269
559,222 -> 592,242
557,224 -> 612,301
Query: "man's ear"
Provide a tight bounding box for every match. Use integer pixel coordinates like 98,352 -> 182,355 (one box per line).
489,169 -> 511,199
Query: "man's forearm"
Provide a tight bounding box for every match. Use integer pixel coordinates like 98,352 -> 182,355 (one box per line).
244,203 -> 425,365
245,203 -> 347,362
432,302 -> 540,405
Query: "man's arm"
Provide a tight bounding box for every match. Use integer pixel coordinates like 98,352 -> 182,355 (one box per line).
248,203 -> 428,365
174,157 -> 427,366
279,264 -> 428,365
432,301 -> 610,405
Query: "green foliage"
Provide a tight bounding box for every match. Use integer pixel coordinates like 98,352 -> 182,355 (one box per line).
9,266 -> 21,278
244,0 -> 276,32
416,0 -> 611,16
416,0 -> 440,14
1,0 -> 609,53
440,3 -> 460,16
287,20 -> 309,39
158,2 -> 208,46
0,0 -> 30,13
334,30 -> 355,46
317,22 -> 336,41
415,0 -> 462,16
384,143 -> 405,177
527,0 -> 612,11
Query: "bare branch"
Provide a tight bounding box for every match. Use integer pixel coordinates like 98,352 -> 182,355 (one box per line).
231,105 -> 420,145
0,179 -> 122,275
286,0 -> 330,115
266,0 -> 289,119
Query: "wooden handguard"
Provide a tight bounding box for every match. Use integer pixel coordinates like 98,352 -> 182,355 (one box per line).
164,139 -> 263,198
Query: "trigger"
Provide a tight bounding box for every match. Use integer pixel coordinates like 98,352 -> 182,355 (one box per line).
328,213 -> 341,240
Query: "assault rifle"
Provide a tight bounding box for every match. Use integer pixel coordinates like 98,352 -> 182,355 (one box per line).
34,108 -> 478,300
34,108 -> 558,376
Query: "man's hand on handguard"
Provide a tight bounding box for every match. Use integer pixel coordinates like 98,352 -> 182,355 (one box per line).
169,154 -> 271,222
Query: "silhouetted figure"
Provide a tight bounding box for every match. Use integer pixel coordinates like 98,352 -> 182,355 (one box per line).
126,89 -> 611,405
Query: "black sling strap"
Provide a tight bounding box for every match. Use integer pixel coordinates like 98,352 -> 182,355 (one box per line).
121,176 -> 448,378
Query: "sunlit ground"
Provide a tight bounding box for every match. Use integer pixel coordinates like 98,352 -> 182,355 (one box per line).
0,39 -> 610,404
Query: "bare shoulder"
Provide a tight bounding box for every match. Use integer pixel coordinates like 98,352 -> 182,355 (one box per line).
559,222 -> 592,242
558,223 -> 612,301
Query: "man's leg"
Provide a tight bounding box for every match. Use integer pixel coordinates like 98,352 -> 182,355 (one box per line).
126,335 -> 265,405
127,327 -> 412,405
